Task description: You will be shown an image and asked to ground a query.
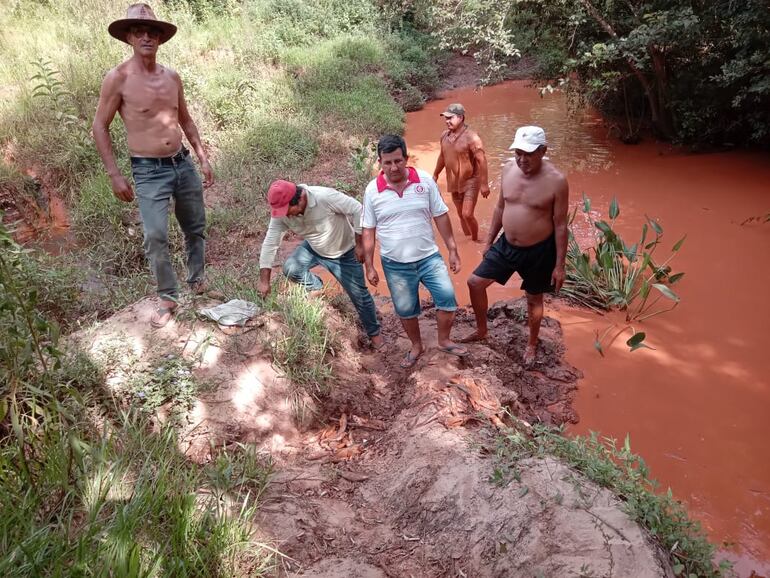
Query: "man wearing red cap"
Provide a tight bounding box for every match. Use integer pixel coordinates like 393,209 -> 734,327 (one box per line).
259,180 -> 384,349
433,103 -> 490,242
463,126 -> 569,366
93,4 -> 213,328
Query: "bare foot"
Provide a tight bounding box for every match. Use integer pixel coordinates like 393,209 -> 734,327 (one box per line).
459,330 -> 488,343
523,343 -> 537,367
151,300 -> 178,328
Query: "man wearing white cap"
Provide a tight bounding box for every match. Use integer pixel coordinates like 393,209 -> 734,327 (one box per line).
93,4 -> 214,328
462,126 -> 569,366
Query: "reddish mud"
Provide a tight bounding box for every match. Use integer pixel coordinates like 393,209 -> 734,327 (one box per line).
404,81 -> 770,576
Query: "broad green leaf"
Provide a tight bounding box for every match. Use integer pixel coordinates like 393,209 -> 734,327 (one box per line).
609,196 -> 620,220
640,223 -> 648,246
630,342 -> 654,352
640,279 -> 650,298
668,272 -> 685,284
626,331 -> 646,347
582,192 -> 591,213
672,234 -> 687,251
644,241 -> 657,250
624,242 -> 638,262
652,283 -> 680,302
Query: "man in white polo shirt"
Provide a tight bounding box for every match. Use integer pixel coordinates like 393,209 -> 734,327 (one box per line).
258,180 -> 384,349
362,134 -> 468,369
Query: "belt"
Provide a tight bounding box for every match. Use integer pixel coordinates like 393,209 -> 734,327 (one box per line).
130,147 -> 189,167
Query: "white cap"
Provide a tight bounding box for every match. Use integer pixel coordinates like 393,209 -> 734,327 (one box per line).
509,125 -> 547,152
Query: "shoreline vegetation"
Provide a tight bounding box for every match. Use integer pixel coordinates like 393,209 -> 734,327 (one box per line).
0,0 -> 741,575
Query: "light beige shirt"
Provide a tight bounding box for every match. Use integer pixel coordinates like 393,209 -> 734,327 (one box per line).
259,185 -> 363,269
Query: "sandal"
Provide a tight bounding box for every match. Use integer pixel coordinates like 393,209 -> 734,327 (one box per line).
400,350 -> 423,369
438,344 -> 469,358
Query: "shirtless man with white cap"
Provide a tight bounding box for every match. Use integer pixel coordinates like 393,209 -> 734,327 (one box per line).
462,126 -> 569,366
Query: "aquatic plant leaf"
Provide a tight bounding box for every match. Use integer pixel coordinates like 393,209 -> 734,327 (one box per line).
595,220 -> 612,235
672,234 -> 687,251
582,192 -> 591,213
640,279 -> 650,298
652,283 -> 679,302
668,272 -> 685,284
646,215 -> 663,235
609,196 -> 620,220
626,332 -> 646,347
640,223 -> 648,246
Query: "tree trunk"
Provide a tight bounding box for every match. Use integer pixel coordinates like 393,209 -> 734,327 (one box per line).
578,0 -> 675,139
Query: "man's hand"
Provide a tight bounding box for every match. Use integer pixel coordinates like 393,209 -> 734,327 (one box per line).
480,185 -> 491,199
366,266 -> 380,287
258,278 -> 271,298
448,249 -> 462,274
354,243 -> 365,263
111,174 -> 134,202
551,265 -> 566,292
201,160 -> 215,188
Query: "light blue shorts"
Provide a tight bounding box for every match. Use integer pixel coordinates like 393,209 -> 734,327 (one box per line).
381,252 -> 458,319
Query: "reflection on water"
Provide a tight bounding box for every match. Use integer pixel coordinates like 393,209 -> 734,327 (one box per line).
405,81 -> 770,578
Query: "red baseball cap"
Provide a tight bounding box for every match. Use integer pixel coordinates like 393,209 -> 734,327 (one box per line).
268,180 -> 296,218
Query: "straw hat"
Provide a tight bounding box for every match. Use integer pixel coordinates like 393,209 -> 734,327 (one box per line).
108,3 -> 177,45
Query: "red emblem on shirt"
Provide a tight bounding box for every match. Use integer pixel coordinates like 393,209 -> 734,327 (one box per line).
415,185 -> 425,193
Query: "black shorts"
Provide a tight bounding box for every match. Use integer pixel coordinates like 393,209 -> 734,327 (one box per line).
473,234 -> 556,294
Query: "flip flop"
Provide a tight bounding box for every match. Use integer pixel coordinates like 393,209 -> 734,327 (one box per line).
438,344 -> 469,358
371,336 -> 388,351
400,350 -> 423,369
150,304 -> 177,328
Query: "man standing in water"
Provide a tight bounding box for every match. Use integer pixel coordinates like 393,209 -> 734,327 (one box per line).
462,126 -> 568,366
432,103 -> 490,241
93,4 -> 213,328
362,135 -> 468,369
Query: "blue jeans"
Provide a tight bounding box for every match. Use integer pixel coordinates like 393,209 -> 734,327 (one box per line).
282,241 -> 381,337
381,252 -> 458,319
132,154 -> 206,300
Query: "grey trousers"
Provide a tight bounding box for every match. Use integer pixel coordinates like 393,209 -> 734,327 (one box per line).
131,154 -> 206,300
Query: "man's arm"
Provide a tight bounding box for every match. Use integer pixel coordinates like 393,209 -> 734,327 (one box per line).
175,71 -> 213,188
362,228 -> 379,286
484,173 -> 506,253
471,135 -> 490,198
258,219 -> 288,297
433,213 -> 461,273
92,69 -> 133,202
433,146 -> 445,182
551,177 -> 570,291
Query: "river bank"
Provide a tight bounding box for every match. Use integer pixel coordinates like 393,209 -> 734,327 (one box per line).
403,80 -> 770,577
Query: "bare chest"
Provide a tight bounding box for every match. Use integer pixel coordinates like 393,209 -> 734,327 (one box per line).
120,74 -> 179,120
503,177 -> 555,212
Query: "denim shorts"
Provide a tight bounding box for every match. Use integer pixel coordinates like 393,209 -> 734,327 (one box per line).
381,251 -> 458,318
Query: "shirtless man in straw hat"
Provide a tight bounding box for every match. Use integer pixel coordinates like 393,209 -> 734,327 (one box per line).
433,103 -> 490,242
93,3 -> 214,328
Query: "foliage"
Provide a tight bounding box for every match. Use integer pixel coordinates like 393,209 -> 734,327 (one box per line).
507,0 -> 770,146
426,0 -> 521,83
562,195 -> 685,354
493,423 -> 732,578
0,220 -> 276,575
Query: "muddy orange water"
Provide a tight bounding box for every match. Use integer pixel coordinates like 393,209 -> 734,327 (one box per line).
402,81 -> 770,576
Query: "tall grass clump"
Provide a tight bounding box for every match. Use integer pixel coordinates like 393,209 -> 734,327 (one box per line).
563,195 -> 686,354
0,222 -> 276,575
493,424 -> 731,578
0,0 -> 442,324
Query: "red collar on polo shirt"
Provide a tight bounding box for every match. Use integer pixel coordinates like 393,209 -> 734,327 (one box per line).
376,167 -> 420,194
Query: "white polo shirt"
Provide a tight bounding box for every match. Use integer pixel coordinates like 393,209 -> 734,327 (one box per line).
362,167 -> 448,263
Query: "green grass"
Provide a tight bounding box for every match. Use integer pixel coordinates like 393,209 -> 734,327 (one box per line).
492,423 -> 731,578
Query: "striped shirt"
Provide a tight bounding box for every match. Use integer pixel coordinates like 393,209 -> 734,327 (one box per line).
362,168 -> 448,263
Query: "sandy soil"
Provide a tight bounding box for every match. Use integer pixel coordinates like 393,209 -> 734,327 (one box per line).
73,295 -> 672,577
